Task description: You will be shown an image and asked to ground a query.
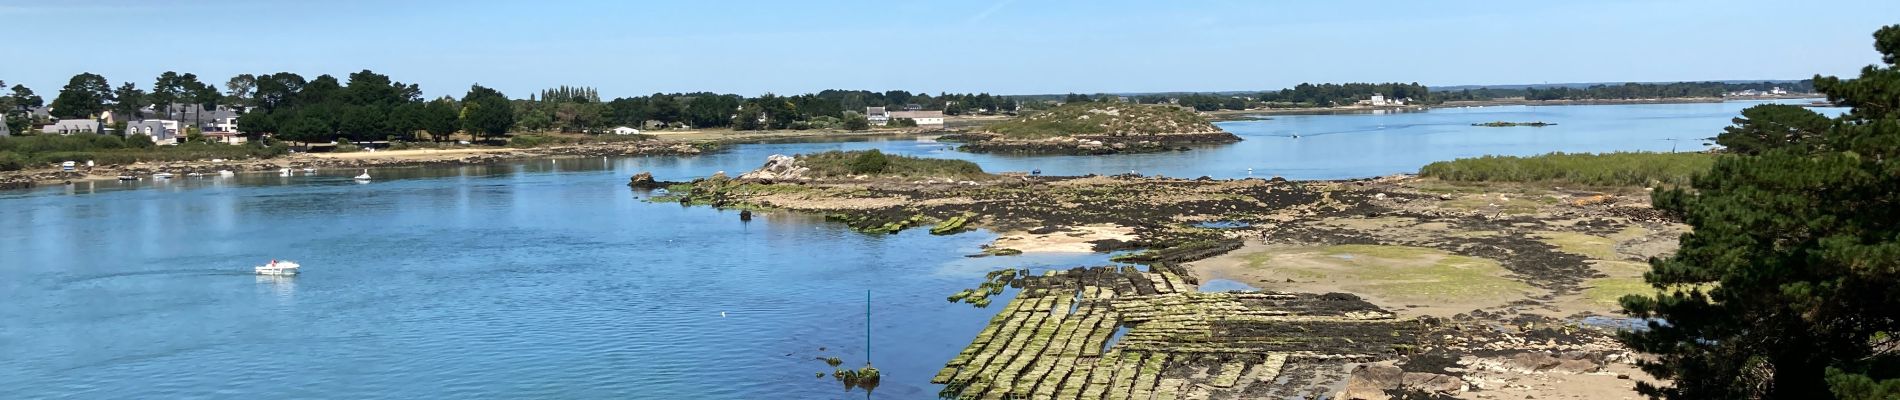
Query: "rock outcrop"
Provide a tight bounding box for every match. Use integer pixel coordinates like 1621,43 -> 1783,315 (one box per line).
737,154 -> 811,182
627,172 -> 664,189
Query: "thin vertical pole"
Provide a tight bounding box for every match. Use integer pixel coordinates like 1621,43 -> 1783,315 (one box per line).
865,289 -> 872,365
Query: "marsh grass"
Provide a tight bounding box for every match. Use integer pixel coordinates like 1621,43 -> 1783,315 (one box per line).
1419,152 -> 1714,187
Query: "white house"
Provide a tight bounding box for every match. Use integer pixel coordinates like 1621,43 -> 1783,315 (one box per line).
888,110 -> 946,127
41,119 -> 101,135
1357,94 -> 1404,107
125,120 -> 178,145
865,107 -> 890,126
611,126 -> 642,135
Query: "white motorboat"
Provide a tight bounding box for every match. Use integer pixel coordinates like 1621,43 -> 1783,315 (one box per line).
218,170 -> 235,177
353,169 -> 371,181
255,260 -> 300,276
302,167 -> 317,173
153,172 -> 174,179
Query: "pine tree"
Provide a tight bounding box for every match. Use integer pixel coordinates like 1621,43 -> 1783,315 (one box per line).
1620,25 -> 1900,399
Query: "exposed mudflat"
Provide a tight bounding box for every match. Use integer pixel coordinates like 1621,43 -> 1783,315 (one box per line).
664,165 -> 1683,398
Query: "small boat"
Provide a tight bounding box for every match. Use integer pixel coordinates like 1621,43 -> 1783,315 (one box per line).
353,169 -> 371,181
186,172 -> 205,178
255,260 -> 300,276
218,170 -> 235,177
116,175 -> 137,181
278,168 -> 292,177
153,172 -> 174,179
302,167 -> 317,173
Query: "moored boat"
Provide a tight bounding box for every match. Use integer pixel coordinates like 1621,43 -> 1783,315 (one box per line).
255,260 -> 301,276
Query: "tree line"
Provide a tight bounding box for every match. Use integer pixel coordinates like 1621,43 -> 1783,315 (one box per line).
1436,80 -> 1816,101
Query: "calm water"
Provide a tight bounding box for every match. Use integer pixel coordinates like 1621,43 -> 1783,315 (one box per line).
0,100 -> 1831,398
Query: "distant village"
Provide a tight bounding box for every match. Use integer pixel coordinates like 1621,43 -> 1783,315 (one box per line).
5,104 -> 245,145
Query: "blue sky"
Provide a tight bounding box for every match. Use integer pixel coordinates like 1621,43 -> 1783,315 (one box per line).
4,0 -> 1895,99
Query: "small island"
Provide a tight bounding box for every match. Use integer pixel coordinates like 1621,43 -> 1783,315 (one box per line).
1472,121 -> 1557,127
944,102 -> 1241,155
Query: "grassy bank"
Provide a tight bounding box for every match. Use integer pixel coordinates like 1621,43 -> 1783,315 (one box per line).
0,134 -> 288,171
798,150 -> 988,178
1419,152 -> 1714,187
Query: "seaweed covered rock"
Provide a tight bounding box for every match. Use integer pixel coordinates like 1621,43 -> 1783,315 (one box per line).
627,171 -> 662,189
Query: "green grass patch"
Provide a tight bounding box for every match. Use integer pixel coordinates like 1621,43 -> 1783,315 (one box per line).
1419,152 -> 1715,187
796,150 -> 989,178
1537,228 -> 1648,260
1244,244 -> 1531,302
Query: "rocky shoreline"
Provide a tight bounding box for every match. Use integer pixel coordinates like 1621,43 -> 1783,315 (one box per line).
652,154 -> 1680,398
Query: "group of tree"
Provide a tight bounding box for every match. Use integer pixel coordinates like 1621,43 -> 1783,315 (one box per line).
233,70 -> 468,143
1618,25 -> 1899,399
1,80 -> 46,134
1256,82 -> 1434,107
1435,80 -> 1818,101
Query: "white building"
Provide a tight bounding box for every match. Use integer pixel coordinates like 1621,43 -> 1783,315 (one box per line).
865,107 -> 890,126
41,120 -> 101,135
611,126 -> 642,135
1357,94 -> 1404,107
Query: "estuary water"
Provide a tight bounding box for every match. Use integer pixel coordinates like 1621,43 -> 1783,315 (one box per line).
0,99 -> 1831,398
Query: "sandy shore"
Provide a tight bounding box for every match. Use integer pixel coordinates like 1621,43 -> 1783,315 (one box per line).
987,225 -> 1136,253
302,148 -> 518,161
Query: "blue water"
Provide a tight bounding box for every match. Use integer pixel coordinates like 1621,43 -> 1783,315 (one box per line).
0,100 -> 1833,398
634,99 -> 1835,181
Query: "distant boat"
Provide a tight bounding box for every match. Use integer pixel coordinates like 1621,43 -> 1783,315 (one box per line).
278,168 -> 292,177
152,172 -> 174,179
302,167 -> 317,173
353,169 -> 371,181
255,260 -> 300,276
116,175 -> 137,181
186,172 -> 204,177
218,170 -> 235,177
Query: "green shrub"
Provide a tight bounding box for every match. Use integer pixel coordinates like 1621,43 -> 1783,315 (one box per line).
797,150 -> 987,178
848,149 -> 890,174
1419,152 -> 1715,187
0,151 -> 26,171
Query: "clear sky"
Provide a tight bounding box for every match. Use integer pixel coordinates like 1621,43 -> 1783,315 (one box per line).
4,0 -> 1895,99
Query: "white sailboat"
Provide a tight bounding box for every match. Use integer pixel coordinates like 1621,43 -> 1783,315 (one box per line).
353,169 -> 371,181
278,168 -> 292,177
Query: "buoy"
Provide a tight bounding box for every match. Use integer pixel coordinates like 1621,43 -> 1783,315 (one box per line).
720,311 -> 727,317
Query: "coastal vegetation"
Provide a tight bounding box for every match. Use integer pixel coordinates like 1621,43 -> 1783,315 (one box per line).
1418,152 -> 1714,187
984,102 -> 1220,139
1615,25 -> 1900,399
795,150 -> 987,178
1436,80 -> 1815,101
